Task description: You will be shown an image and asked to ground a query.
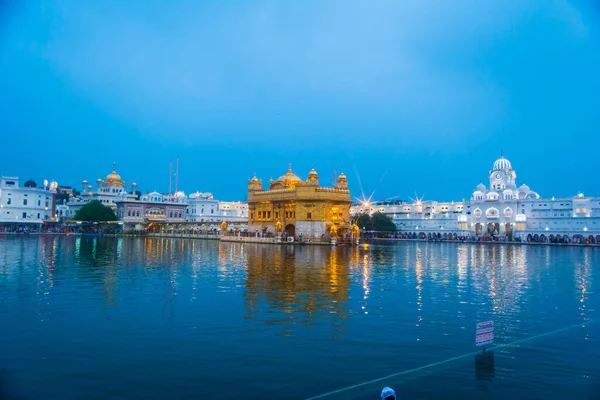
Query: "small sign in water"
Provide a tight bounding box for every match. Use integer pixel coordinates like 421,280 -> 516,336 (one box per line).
476,320 -> 494,347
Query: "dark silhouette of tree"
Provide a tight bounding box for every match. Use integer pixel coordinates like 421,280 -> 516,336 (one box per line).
74,200 -> 117,222
353,212 -> 396,232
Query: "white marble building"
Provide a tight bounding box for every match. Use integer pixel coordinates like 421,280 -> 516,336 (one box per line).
186,191 -> 248,224
351,152 -> 600,240
0,176 -> 57,225
64,163 -> 137,219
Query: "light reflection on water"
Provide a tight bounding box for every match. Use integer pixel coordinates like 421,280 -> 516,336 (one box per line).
0,236 -> 598,400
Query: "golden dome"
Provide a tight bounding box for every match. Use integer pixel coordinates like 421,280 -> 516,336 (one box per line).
271,164 -> 303,189
336,171 -> 348,189
102,162 -> 124,188
248,172 -> 262,190
306,164 -> 319,185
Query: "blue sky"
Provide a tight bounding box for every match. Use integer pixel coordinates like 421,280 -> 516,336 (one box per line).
1,0 -> 599,202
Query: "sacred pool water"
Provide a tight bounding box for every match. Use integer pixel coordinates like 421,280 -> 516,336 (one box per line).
0,236 -> 598,399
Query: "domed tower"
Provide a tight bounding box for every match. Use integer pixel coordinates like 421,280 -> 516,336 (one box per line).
96,178 -> 103,188
489,151 -> 517,191
102,162 -> 124,188
82,179 -> 88,192
306,165 -> 319,186
270,164 -> 303,189
248,173 -> 262,191
472,182 -> 486,201
336,171 -> 348,190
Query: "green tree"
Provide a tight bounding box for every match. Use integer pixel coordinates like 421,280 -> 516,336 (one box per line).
353,212 -> 397,232
133,190 -> 142,200
74,200 -> 117,222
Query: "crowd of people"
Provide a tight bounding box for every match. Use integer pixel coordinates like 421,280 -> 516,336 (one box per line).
2,223 -> 598,246
360,230 -> 599,246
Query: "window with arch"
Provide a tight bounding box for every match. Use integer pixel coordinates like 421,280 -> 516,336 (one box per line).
486,192 -> 499,201
486,208 -> 499,219
474,208 -> 482,219
504,208 -> 513,218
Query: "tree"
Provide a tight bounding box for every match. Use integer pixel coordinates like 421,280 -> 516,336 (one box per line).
74,200 -> 117,222
133,190 -> 142,200
353,212 -> 397,232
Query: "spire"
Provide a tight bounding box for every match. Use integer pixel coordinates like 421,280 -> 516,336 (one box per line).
288,163 -> 292,173
113,161 -> 116,172
500,149 -> 504,157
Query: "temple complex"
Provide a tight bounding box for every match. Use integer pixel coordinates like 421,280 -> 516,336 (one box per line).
247,164 -> 353,241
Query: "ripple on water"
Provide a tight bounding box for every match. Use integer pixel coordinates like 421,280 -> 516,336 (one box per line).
0,237 -> 598,400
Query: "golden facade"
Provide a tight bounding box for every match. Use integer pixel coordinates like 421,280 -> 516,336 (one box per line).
247,164 -> 352,240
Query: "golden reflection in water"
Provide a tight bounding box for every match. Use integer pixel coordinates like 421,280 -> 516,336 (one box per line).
243,244 -> 350,330
575,249 -> 592,324
415,246 -> 423,329
361,247 -> 371,303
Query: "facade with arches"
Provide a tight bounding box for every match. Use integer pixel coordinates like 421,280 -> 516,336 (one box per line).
351,152 -> 600,240
247,164 -> 352,240
115,190 -> 188,227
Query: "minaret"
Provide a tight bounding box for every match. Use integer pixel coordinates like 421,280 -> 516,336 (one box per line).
175,157 -> 179,194
169,160 -> 173,196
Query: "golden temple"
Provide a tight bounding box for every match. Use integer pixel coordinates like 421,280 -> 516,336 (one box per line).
247,164 -> 354,241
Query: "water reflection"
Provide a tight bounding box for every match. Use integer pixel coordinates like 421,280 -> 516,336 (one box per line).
243,244 -> 351,333
0,237 -> 599,400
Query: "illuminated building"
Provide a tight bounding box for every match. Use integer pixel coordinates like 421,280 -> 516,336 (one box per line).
351,152 -> 600,240
187,191 -> 248,224
0,176 -> 57,225
247,164 -> 352,240
65,162 -> 137,219
115,191 -> 188,229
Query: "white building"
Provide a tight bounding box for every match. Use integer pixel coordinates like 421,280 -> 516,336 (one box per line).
186,191 -> 248,224
64,163 -> 137,219
0,176 -> 57,225
351,152 -> 600,241
115,191 -> 188,229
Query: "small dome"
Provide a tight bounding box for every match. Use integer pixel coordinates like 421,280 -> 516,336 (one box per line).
306,165 -> 319,185
82,179 -> 88,184
24,179 -> 37,188
506,181 -> 517,190
174,191 -> 186,198
96,178 -> 103,183
248,172 -> 262,190
493,151 -> 512,170
475,182 -> 486,192
519,183 -> 530,193
336,171 -> 348,189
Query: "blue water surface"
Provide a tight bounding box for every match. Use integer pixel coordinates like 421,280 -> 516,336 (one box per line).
0,236 -> 598,400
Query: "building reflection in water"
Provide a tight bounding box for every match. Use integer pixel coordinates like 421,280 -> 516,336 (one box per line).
243,244 -> 351,334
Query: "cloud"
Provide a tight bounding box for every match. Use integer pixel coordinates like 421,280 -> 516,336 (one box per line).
4,0 -> 527,146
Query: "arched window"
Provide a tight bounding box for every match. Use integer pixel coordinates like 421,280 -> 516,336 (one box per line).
486,208 -> 499,219
486,192 -> 499,201
504,207 -> 513,219
474,208 -> 482,219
